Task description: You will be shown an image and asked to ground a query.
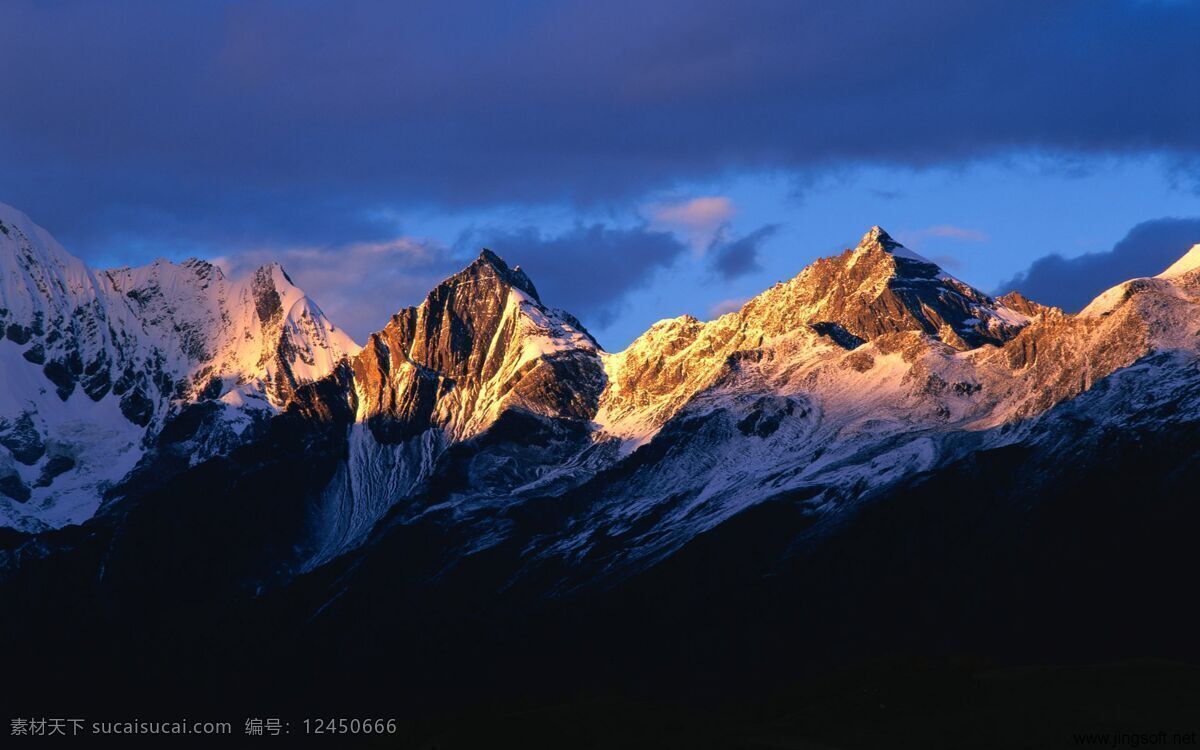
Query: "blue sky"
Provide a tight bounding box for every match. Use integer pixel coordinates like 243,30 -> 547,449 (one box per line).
1,1 -> 1198,349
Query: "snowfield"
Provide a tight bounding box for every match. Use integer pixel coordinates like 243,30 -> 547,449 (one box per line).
5,206 -> 1200,585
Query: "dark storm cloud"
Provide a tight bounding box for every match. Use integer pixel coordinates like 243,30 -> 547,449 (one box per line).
996,218 -> 1200,312
477,224 -> 688,331
0,0 -> 1197,254
709,224 -> 780,279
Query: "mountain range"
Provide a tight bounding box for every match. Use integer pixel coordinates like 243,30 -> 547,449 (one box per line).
3,201 -> 1200,738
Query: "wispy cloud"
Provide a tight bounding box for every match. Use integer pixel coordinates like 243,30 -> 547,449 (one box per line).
708,297 -> 749,318
647,196 -> 735,251
910,225 -> 990,243
214,237 -> 459,342
929,254 -> 964,270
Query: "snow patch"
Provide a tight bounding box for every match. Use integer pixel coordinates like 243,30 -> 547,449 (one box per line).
1158,243 -> 1200,279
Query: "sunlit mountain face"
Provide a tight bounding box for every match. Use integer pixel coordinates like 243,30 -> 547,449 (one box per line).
3,1 -> 1200,745
4,203 -> 1200,745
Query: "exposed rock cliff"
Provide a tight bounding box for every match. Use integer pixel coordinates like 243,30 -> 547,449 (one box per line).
352,249 -> 603,442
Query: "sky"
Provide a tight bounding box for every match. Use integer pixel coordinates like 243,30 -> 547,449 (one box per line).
1,0 -> 1198,350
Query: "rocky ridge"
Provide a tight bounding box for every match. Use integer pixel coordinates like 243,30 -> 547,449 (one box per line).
3,206 -> 1200,561
0,203 -> 358,530
4,208 -> 1200,727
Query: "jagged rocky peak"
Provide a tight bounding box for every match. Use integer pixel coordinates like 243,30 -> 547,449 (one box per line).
393,248 -> 549,375
995,290 -> 1053,317
240,261 -> 360,405
740,225 -> 1031,350
594,227 -> 1047,441
857,225 -> 912,255
478,248 -> 540,298
599,315 -> 706,397
250,262 -> 289,325
850,225 -> 953,285
353,248 -> 603,441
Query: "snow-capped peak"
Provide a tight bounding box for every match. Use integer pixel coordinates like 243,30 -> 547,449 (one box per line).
1,204 -> 358,530
473,248 -> 542,300
1157,243 -> 1200,279
351,248 -> 601,442
593,227 -> 1037,445
855,225 -> 937,266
